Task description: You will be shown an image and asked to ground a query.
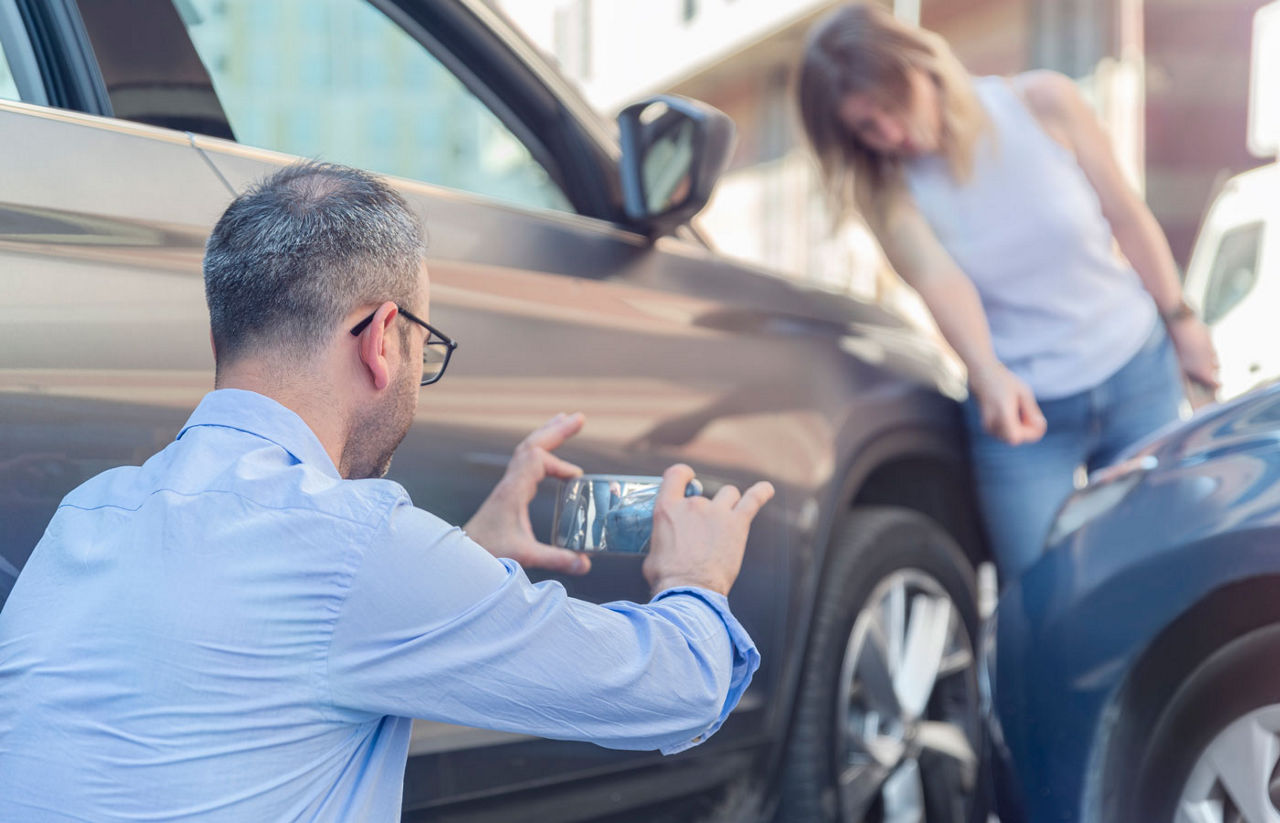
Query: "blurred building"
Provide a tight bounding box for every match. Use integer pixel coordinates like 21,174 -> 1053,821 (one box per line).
498,0 -> 893,304
1143,0 -> 1271,263
498,0 -> 1272,293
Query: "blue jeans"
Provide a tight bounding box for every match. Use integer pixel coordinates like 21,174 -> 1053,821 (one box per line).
964,323 -> 1184,582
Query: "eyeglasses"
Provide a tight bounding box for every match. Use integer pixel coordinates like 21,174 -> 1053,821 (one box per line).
349,305 -> 458,386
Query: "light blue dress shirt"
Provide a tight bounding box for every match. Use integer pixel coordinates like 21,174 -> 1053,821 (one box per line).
0,389 -> 759,822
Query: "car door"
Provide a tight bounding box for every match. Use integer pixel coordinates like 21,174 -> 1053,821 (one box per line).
0,2 -> 234,605
63,0 -> 805,817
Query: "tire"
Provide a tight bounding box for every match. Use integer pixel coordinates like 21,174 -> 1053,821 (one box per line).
776,506 -> 986,823
1123,623 -> 1280,822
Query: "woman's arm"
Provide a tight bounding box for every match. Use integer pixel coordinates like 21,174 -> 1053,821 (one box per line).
880,204 -> 1046,444
1016,70 -> 1220,392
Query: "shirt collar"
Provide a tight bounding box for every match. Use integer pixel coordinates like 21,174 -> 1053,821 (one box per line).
178,389 -> 342,479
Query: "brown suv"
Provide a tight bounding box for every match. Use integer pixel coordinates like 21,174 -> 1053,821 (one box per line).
0,1 -> 989,820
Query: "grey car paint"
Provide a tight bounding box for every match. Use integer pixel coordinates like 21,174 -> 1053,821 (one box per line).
0,0 -> 979,817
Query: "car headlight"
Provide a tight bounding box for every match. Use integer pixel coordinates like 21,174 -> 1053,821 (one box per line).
1046,454 -> 1157,545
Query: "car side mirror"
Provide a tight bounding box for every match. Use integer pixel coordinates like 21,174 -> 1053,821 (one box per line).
617,94 -> 736,237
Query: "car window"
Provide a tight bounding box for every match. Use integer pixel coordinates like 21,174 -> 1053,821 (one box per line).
0,0 -> 46,105
1203,221 -> 1265,325
172,0 -> 572,214
0,40 -> 18,102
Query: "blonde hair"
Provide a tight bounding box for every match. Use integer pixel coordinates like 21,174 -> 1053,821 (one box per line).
796,2 -> 988,232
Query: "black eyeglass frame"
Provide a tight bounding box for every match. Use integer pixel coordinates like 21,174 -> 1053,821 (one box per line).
349,305 -> 458,386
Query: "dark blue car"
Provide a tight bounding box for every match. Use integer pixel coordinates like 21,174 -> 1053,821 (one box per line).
988,381 -> 1280,823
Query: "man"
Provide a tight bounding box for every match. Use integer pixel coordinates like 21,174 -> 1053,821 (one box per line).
0,162 -> 774,821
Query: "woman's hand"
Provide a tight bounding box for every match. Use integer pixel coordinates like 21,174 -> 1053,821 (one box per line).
970,364 -> 1047,446
1167,316 -> 1221,401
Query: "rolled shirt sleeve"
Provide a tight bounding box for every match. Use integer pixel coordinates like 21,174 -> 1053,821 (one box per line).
325,499 -> 760,754
647,587 -> 760,753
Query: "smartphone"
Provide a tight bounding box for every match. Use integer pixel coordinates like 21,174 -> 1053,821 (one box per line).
552,474 -> 702,554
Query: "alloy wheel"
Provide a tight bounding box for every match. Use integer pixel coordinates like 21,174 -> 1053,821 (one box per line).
1177,705 -> 1280,823
835,570 -> 980,823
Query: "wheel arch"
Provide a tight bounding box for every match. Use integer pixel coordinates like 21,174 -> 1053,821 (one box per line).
849,453 -> 988,569
1094,573 -> 1280,822
826,421 -> 986,567
759,422 -> 988,814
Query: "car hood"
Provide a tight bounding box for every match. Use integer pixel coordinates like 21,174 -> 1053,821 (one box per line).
1122,378 -> 1280,467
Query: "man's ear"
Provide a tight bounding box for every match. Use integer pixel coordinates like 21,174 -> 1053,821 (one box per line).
356,302 -> 400,391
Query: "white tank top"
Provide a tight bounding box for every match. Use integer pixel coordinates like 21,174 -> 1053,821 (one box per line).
903,76 -> 1157,400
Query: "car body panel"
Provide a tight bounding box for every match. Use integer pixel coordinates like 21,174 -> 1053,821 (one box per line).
0,99 -> 231,586
0,0 -> 975,818
992,383 -> 1280,822
188,133 -> 966,812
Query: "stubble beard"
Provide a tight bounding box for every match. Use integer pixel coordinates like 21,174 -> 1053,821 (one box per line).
346,365 -> 418,480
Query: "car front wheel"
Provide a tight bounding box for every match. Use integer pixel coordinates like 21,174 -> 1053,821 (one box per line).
1126,624 -> 1280,823
776,506 -> 985,823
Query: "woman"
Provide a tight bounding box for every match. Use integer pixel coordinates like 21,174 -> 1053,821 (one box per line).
797,3 -> 1220,580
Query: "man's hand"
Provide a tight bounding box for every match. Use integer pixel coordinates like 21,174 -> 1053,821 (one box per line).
643,464 -> 775,598
465,413 -> 592,575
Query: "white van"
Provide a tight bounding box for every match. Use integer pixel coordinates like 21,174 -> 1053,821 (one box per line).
1183,161 -> 1279,399
1184,1 -> 1280,400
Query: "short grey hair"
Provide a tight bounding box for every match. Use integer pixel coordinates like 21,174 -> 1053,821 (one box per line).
203,161 -> 425,370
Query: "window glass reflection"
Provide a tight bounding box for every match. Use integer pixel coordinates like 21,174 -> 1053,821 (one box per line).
176,0 -> 572,213
0,38 -> 20,102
